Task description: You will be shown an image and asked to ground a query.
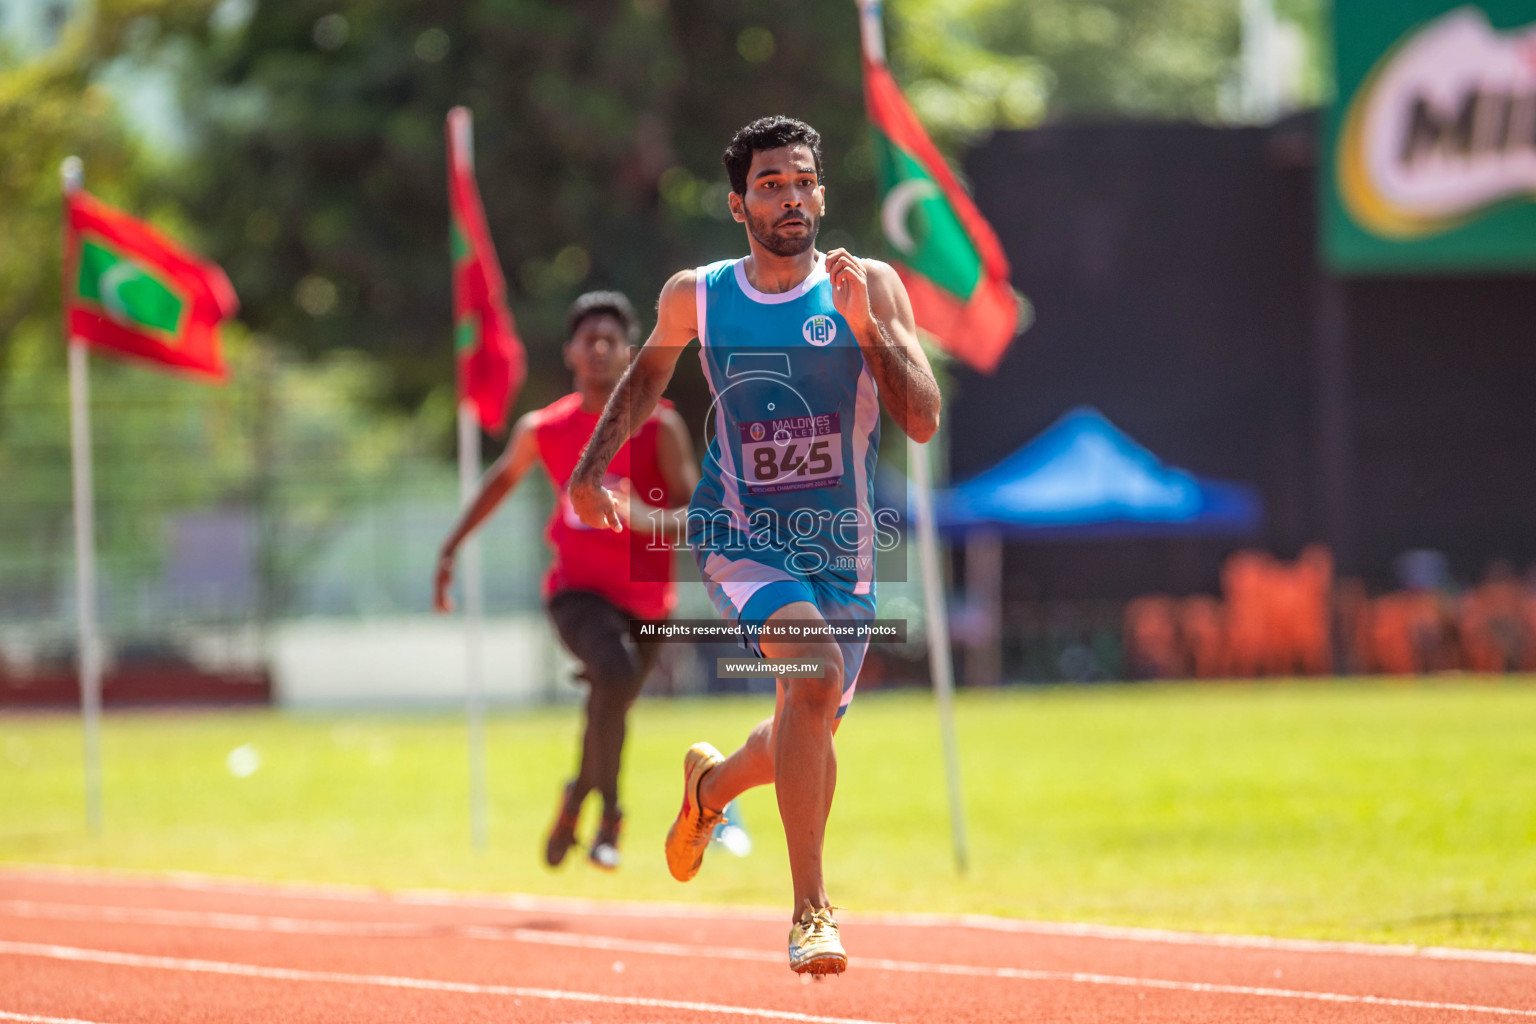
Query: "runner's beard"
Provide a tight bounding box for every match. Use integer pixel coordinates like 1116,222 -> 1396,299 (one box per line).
747,208 -> 819,257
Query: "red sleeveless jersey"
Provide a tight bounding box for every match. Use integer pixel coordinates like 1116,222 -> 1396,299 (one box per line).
531,392 -> 678,620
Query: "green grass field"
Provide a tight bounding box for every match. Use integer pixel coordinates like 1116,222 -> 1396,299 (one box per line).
3,680 -> 1535,951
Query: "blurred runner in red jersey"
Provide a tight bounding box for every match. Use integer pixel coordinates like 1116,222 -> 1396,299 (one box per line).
435,291 -> 698,870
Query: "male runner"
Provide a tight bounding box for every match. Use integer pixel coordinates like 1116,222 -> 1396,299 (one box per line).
570,116 -> 940,974
435,291 -> 698,870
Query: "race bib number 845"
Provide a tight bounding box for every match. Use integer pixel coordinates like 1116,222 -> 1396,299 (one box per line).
738,413 -> 843,495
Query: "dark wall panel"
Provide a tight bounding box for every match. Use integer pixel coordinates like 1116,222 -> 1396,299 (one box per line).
955,114 -> 1536,595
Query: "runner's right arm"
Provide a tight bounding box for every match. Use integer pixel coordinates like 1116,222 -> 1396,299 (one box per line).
433,412 -> 540,612
612,479 -> 689,547
614,402 -> 702,547
656,404 -> 702,505
569,269 -> 698,532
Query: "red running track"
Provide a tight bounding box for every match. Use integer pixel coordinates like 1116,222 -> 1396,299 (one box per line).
0,867 -> 1533,1023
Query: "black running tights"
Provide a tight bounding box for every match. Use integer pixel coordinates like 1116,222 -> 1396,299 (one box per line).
546,590 -> 659,818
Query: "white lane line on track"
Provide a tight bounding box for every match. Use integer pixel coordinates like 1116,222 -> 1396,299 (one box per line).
0,901 -> 427,936
0,1014 -> 120,1024
846,958 -> 1536,1018
7,864 -> 1535,968
890,915 -> 1536,968
3,909 -> 1535,1018
0,941 -> 893,1024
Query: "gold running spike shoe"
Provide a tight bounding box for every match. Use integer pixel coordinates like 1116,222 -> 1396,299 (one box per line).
788,906 -> 847,975
664,742 -> 725,882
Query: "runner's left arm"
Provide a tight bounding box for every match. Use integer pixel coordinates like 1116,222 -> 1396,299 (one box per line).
825,249 -> 941,443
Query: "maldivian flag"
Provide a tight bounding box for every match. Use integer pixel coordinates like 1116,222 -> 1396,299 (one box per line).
64,191 -> 237,381
447,106 -> 525,433
860,32 -> 1020,374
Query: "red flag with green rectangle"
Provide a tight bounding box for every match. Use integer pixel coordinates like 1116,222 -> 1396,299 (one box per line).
861,52 -> 1020,374
447,107 -> 525,434
64,191 -> 237,382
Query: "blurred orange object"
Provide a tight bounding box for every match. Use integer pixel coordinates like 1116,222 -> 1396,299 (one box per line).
1222,550 -> 1276,676
1179,595 -> 1226,678
1366,592 -> 1445,675
1125,595 -> 1181,679
1292,545 -> 1334,675
1460,562 -> 1528,673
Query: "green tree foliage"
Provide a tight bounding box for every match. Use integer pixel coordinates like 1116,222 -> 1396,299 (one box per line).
6,0 -> 1328,419
0,4 -> 438,629
892,0 -> 1327,146
0,0 -> 205,376
166,0 -> 1326,419
173,0 -> 877,417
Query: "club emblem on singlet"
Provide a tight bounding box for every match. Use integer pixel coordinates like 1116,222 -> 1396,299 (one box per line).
802,314 -> 836,346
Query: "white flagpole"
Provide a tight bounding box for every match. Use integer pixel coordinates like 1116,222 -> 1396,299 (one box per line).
457,402 -> 488,850
62,156 -> 104,834
909,434 -> 969,873
450,109 -> 489,851
855,0 -> 968,873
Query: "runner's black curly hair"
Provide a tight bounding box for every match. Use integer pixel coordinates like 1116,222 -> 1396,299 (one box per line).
722,116 -> 824,196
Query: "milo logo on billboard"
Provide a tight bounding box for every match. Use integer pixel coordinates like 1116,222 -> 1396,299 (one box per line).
1338,6 -> 1536,241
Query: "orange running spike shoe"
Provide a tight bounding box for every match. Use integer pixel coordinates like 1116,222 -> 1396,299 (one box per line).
663,742 -> 724,882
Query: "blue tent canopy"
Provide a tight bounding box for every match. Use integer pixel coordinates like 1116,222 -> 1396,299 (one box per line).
935,406 -> 1262,540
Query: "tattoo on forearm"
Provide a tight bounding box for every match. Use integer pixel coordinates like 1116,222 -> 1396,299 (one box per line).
863,317 -> 940,431
573,361 -> 667,485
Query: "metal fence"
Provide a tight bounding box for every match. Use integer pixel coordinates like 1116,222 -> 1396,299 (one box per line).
0,346 -> 552,698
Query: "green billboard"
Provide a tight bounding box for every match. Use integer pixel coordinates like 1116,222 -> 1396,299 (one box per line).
1326,1 -> 1536,273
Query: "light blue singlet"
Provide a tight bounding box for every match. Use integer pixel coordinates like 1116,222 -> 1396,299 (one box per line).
687,253 -> 884,713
